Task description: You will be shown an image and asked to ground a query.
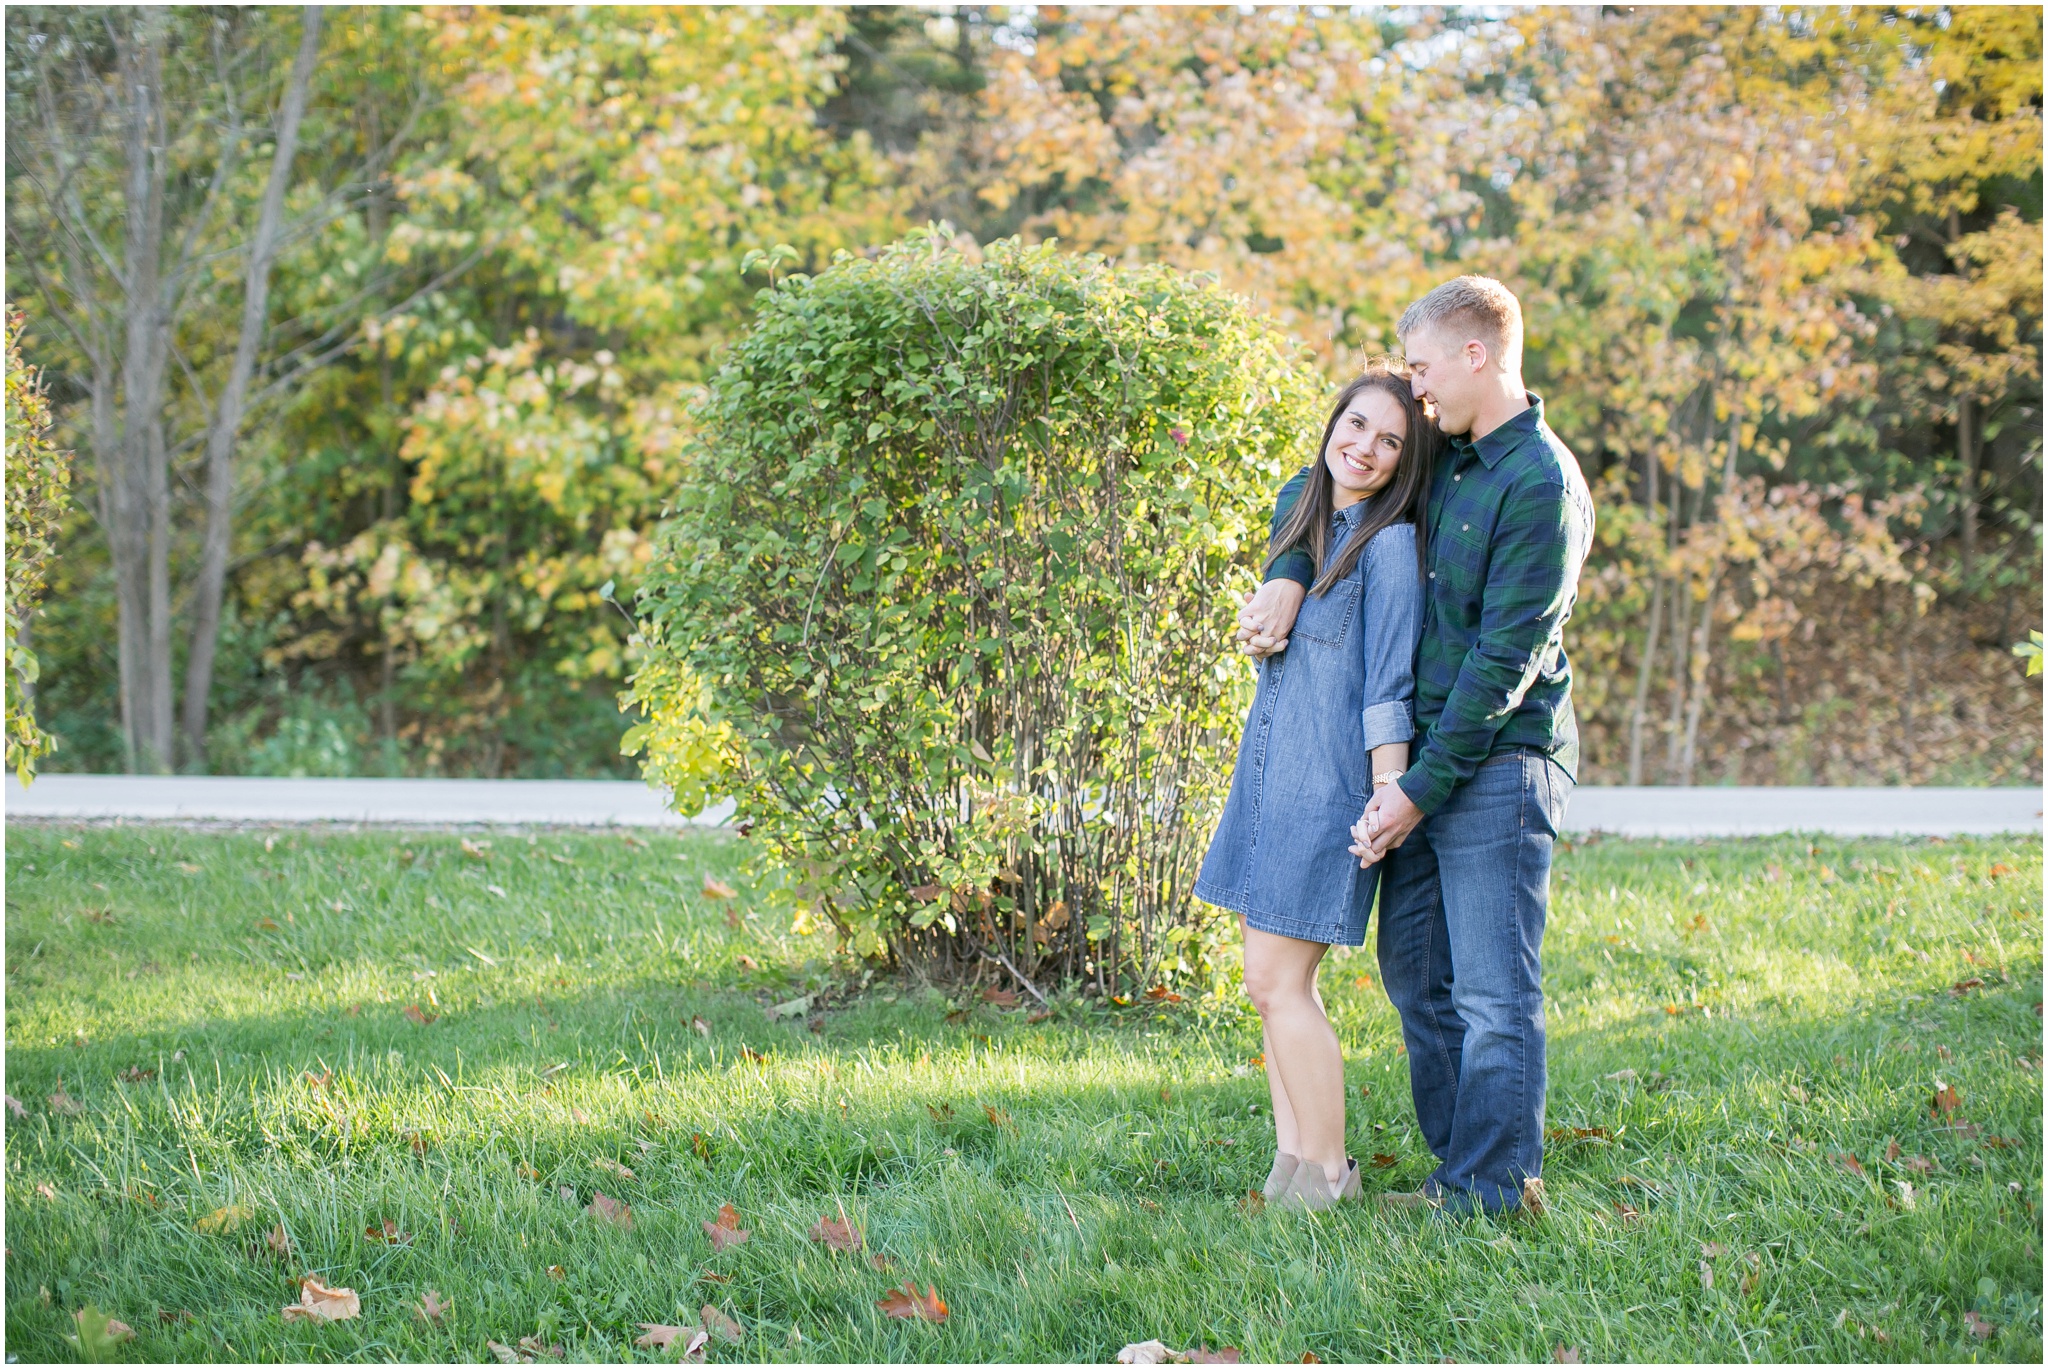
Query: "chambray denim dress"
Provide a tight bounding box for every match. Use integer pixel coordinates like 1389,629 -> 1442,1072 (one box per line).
1194,503 -> 1423,945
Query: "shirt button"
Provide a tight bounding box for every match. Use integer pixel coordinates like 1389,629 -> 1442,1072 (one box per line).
1428,572 -> 1436,580
1454,473 -> 1462,481
1462,523 -> 1469,532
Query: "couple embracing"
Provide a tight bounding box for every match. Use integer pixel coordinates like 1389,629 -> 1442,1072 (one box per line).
1195,276 -> 1595,1217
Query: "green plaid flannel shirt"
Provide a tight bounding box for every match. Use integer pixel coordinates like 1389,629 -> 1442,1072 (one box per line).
1265,393 -> 1594,814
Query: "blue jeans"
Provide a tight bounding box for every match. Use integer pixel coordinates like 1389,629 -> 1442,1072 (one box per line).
1375,749 -> 1570,1213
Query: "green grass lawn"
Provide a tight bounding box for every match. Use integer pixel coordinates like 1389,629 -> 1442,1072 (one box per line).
4,822 -> 2041,1363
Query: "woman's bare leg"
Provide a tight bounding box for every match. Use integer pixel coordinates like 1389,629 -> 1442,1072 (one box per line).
1243,927 -> 1348,1184
1263,1024 -> 1300,1158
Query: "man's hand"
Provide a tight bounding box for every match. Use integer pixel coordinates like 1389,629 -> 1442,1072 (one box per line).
1350,781 -> 1423,865
1236,579 -> 1305,658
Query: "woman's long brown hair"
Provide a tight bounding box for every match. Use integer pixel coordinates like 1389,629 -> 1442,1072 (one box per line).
1262,360 -> 1436,596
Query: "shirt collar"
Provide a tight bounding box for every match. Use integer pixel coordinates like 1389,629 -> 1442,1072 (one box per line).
1451,391 -> 1544,469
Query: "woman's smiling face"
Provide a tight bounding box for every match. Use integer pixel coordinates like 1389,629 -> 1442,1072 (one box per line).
1324,385 -> 1407,504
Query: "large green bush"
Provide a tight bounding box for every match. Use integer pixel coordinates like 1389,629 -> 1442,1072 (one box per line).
630,231 -> 1322,988
5,311 -> 70,783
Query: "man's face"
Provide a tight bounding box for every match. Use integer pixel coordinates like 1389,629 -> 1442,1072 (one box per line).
1401,324 -> 1483,436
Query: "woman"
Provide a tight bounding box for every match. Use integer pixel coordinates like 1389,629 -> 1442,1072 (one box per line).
1193,360 -> 1434,1212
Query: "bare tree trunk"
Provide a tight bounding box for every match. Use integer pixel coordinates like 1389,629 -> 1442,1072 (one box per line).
1660,488 -> 1692,784
1628,577 -> 1663,786
181,8 -> 324,768
1958,392 -> 1978,580
1626,451 -> 1663,785
1678,576 -> 1720,787
112,15 -> 176,773
1678,414 -> 1742,787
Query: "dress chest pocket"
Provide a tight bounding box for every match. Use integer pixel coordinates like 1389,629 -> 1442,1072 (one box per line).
1291,565 -> 1363,648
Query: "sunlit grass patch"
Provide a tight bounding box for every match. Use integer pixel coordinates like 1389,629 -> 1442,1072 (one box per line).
4,824 -> 2040,1362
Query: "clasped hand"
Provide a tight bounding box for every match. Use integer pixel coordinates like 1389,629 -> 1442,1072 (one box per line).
1235,579 -> 1305,658
1349,781 -> 1422,868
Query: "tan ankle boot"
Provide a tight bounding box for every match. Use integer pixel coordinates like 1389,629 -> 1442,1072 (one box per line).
1262,1152 -> 1300,1200
1275,1158 -> 1359,1212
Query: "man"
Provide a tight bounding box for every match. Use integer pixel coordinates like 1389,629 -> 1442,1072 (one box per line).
1238,275 -> 1593,1215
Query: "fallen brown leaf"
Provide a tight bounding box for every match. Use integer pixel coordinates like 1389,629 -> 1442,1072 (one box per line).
982,987 -> 1020,1008
366,1219 -> 411,1244
1884,1138 -> 1901,1162
518,1162 -> 541,1182
1612,1200 -> 1641,1225
1370,1153 -> 1400,1169
877,1280 -> 948,1323
702,875 -> 738,900
1521,1176 -> 1547,1217
1903,1155 -> 1934,1174
1300,1355 -> 1323,1364
868,1252 -> 897,1272
983,1104 -> 1014,1130
690,1015 -> 712,1036
402,1004 -> 437,1026
587,1192 -> 633,1228
1145,985 -> 1184,1004
1553,1347 -> 1581,1364
738,1045 -> 768,1064
593,1157 -> 634,1179
701,1304 -> 743,1343
1548,1125 -> 1611,1143
488,1334 -> 565,1362
158,1309 -> 196,1324
636,1324 -> 710,1359
704,1202 -> 750,1250
546,1265 -> 566,1281
417,1289 -> 450,1324
1831,1152 -> 1865,1177
1699,1260 -> 1713,1291
809,1214 -> 862,1252
1116,1341 -> 1186,1365
1026,1009 -> 1053,1024
119,1065 -> 155,1083
1187,1349 -> 1241,1364
1987,862 -> 2016,878
4,1093 -> 25,1118
47,1087 -> 83,1117
1964,1310 -> 1996,1339
1951,978 -> 1985,996
36,1181 -> 57,1200
260,1223 -> 293,1260
194,1203 -> 251,1234
700,1270 -> 731,1284
1932,1080 -> 1962,1115
280,1276 -> 360,1324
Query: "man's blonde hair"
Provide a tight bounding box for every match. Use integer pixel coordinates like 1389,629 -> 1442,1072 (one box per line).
1397,275 -> 1523,373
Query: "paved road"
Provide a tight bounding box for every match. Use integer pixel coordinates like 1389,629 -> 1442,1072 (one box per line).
6,775 -> 2040,838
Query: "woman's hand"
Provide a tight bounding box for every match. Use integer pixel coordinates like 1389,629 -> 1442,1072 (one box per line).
1236,579 -> 1305,658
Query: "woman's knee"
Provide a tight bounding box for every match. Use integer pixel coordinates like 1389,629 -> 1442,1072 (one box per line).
1242,962 -> 1309,1019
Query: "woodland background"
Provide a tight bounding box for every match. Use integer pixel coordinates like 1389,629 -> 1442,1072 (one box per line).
6,4 -> 2041,786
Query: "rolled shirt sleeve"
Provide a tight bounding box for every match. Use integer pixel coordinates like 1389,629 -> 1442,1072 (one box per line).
1264,465 -> 1315,588
1360,522 -> 1422,751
